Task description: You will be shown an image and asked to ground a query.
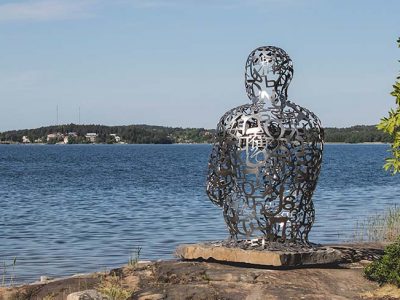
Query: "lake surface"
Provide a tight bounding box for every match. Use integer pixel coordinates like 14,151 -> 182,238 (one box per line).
0,144 -> 399,283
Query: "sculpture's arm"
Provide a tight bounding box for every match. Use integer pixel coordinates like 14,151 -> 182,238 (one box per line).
206,125 -> 235,207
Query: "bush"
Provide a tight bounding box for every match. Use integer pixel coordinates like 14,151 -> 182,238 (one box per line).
365,237 -> 400,287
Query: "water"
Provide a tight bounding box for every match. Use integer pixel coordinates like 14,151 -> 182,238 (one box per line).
0,144 -> 399,283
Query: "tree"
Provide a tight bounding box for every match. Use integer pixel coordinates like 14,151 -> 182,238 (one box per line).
106,135 -> 116,144
67,135 -> 78,144
377,38 -> 400,174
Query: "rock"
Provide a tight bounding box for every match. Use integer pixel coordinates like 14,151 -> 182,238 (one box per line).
40,276 -> 50,282
0,242 -> 387,300
67,289 -> 105,300
330,243 -> 385,263
176,243 -> 342,267
359,259 -> 373,265
205,270 -> 256,283
137,292 -> 165,300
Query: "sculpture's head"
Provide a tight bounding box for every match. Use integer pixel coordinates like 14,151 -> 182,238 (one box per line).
245,46 -> 293,106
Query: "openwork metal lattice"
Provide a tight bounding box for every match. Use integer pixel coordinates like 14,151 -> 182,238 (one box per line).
206,46 -> 324,244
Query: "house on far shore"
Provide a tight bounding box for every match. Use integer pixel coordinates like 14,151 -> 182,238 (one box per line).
22,136 -> 31,143
85,133 -> 97,143
47,133 -> 62,142
110,133 -> 121,143
68,132 -> 78,137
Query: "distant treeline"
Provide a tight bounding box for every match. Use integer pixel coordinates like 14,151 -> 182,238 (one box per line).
0,124 -> 393,144
0,124 -> 214,144
324,125 -> 393,143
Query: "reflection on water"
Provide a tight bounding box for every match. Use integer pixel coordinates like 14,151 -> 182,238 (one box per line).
0,144 -> 399,283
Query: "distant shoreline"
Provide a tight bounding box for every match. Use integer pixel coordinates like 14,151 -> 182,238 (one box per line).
0,142 -> 390,146
324,142 -> 390,145
0,123 -> 393,145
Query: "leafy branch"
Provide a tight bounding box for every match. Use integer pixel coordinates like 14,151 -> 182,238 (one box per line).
377,37 -> 400,174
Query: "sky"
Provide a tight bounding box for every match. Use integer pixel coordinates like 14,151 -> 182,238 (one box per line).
0,0 -> 399,131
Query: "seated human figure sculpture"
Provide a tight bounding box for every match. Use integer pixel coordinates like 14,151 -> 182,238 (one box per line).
206,46 -> 324,245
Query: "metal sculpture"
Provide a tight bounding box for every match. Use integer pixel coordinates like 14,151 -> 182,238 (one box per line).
206,46 -> 324,244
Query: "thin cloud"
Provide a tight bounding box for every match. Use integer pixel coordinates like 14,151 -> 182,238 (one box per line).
128,0 -> 300,8
131,0 -> 176,8
0,0 -> 96,22
0,70 -> 48,89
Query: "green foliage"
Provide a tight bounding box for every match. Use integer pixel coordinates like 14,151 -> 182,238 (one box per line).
377,37 -> 400,174
128,246 -> 142,269
97,274 -> 132,300
365,237 -> 400,287
106,135 -> 116,144
67,135 -> 78,144
324,125 -> 392,143
46,137 -> 58,144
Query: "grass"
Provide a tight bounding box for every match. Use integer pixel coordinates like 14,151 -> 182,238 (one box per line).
42,293 -> 56,300
95,246 -> 142,299
8,289 -> 37,300
1,257 -> 17,287
127,246 -> 142,269
1,262 -> 5,287
353,205 -> 400,242
201,272 -> 211,283
361,284 -> 400,299
97,274 -> 133,300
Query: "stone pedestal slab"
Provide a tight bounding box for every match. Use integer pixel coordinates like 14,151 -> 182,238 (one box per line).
176,243 -> 342,267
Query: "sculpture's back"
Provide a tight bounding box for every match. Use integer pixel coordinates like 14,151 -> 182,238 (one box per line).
207,46 -> 324,245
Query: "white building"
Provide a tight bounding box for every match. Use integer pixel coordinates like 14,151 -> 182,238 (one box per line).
110,134 -> 121,143
22,136 -> 31,143
85,133 -> 97,143
47,133 -> 61,142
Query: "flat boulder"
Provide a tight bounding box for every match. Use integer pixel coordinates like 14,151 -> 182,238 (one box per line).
176,242 -> 343,267
67,290 -> 105,300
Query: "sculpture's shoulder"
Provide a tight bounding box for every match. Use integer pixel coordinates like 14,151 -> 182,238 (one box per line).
285,100 -> 324,142
285,101 -> 322,129
217,103 -> 255,133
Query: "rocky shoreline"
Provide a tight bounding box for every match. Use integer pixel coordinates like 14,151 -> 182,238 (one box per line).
0,242 -> 398,300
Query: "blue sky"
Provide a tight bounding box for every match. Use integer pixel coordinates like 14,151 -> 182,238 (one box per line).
0,0 -> 399,131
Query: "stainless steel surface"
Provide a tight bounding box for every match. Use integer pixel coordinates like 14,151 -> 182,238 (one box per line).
207,46 -> 324,244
